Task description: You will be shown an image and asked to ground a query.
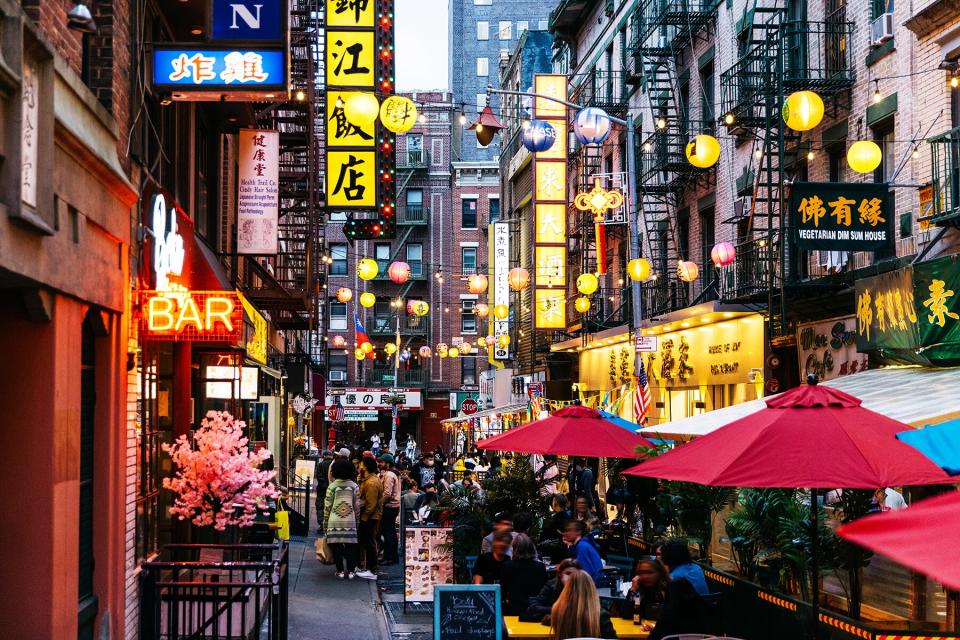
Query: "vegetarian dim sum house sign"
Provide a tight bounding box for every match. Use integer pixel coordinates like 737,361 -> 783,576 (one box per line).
790,182 -> 893,251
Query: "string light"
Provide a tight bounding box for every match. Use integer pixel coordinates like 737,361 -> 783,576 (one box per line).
459,112 -> 467,125
754,148 -> 763,160
656,116 -> 667,130
952,74 -> 959,89
872,81 -> 882,104
723,113 -> 735,125
295,89 -> 306,101
912,146 -> 920,159
807,150 -> 815,161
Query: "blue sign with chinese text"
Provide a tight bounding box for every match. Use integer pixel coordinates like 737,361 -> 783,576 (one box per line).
153,49 -> 286,89
211,0 -> 284,41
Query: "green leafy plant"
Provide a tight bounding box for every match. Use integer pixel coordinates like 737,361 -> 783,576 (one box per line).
481,455 -> 551,536
818,489 -> 874,618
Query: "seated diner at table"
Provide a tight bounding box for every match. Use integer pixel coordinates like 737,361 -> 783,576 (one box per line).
549,569 -> 618,639
562,519 -> 603,581
526,559 -> 580,621
473,529 -> 512,584
500,534 -> 548,615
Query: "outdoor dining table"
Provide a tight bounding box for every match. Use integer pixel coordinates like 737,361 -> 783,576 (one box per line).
503,615 -> 652,639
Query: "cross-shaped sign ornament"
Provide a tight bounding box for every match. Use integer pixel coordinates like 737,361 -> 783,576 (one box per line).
574,178 -> 625,221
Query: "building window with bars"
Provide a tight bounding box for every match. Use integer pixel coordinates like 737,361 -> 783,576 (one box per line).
462,247 -> 477,274
330,243 -> 348,275
461,299 -> 478,334
407,244 -> 423,277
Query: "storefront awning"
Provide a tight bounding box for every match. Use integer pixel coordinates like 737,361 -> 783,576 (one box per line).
639,366 -> 960,441
441,402 -> 528,424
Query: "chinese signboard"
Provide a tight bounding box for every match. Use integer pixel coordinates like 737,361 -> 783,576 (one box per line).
577,341 -> 634,391
238,129 -> 279,254
796,316 -> 866,382
325,388 -> 423,410
239,292 -> 268,364
21,58 -> 37,208
790,182 -> 893,252
327,150 -> 377,208
152,48 -> 287,94
854,266 -> 921,357
493,222 -> 510,360
533,74 -> 568,330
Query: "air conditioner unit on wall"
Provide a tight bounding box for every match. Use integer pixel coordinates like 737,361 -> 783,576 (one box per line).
329,370 -> 346,382
870,13 -> 894,46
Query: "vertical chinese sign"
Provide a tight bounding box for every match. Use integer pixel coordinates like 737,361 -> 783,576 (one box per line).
325,0 -> 396,238
238,129 -> 279,254
532,74 -> 569,330
493,222 -> 510,359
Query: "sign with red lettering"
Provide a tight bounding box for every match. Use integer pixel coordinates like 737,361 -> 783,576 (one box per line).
142,290 -> 242,341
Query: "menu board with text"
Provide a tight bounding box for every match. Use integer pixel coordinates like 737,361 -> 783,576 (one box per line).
404,527 -> 454,603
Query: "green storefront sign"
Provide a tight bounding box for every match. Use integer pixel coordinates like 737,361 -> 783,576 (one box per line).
854,256 -> 960,364
790,182 -> 893,252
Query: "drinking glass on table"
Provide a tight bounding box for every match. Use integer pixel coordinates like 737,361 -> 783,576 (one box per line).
541,555 -> 551,567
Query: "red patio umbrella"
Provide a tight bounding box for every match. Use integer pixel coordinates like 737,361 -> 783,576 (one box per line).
622,380 -> 952,639
476,404 -> 655,458
837,491 -> 960,591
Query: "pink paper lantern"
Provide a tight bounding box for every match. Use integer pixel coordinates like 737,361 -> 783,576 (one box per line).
331,335 -> 346,348
388,261 -> 411,284
710,242 -> 736,267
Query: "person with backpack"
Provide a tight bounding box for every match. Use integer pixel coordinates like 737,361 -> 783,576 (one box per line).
323,459 -> 361,579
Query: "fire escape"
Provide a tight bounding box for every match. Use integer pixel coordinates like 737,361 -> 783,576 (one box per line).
718,1 -> 854,339
245,0 -> 324,371
630,0 -> 717,319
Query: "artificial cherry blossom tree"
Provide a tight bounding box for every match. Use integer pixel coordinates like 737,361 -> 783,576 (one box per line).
163,411 -> 278,531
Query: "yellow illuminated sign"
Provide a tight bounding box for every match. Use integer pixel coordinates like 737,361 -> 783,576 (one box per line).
534,74 -> 568,119
535,204 -> 566,244
326,91 -> 377,147
535,161 -> 566,201
326,150 -> 377,207
535,246 -> 566,287
239,292 -> 267,364
535,289 -> 566,329
574,178 -> 625,221
326,0 -> 375,27
325,31 -> 375,88
537,119 -> 567,160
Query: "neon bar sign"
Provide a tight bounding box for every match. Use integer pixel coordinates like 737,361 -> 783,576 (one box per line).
142,291 -> 242,341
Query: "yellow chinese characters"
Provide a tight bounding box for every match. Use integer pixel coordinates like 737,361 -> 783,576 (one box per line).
858,198 -> 885,227
799,196 -> 826,227
828,196 -> 855,227
800,194 -> 887,228
923,279 -> 959,327
857,290 -> 873,341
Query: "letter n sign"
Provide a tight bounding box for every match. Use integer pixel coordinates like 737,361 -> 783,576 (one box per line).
211,0 -> 284,41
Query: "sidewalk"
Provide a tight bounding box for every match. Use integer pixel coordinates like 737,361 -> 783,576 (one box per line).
378,561 -> 434,640
286,505 -> 391,640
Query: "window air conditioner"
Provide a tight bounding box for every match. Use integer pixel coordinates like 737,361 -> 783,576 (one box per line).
329,370 -> 347,382
870,13 -> 894,46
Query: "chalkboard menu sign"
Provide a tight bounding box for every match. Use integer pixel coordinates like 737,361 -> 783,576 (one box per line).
433,585 -> 502,640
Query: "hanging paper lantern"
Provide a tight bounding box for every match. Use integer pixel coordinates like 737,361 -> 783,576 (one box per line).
521,119 -> 557,152
336,287 -> 353,303
627,258 -> 651,282
379,95 -> 418,133
400,349 -> 411,362
448,347 -> 460,358
575,296 -> 591,313
366,350 -> 376,360
573,107 -> 611,145
475,303 -> 490,318
460,343 -> 472,355
493,304 -> 509,320
359,292 -> 376,308
332,335 -> 346,348
355,348 -> 365,360
388,261 -> 411,284
485,335 -> 496,346
678,261 -> 700,282
847,140 -> 883,174
361,341 -> 374,354
782,90 -> 825,132
685,134 -> 721,169
343,92 -> 380,125
436,342 -> 448,354
467,274 -> 488,294
498,334 -> 511,347
508,267 -> 530,291
419,346 -> 432,358
711,242 -> 736,267
576,273 -> 599,295
384,342 -> 397,355
438,350 -> 448,359
407,299 -> 430,316
357,258 -> 379,280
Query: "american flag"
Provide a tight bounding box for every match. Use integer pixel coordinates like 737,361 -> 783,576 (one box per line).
331,399 -> 345,422
391,402 -> 399,429
634,362 -> 651,425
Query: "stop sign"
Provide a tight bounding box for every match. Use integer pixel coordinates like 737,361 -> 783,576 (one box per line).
461,398 -> 478,415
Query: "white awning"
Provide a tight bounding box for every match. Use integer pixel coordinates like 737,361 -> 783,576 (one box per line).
639,366 -> 960,441
441,402 -> 528,424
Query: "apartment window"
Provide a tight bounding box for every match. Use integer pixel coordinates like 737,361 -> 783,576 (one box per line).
477,21 -> 489,40
700,207 -> 716,284
474,0 -> 492,4
871,0 -> 893,20
330,243 -> 348,275
476,93 -> 487,110
328,211 -> 347,222
538,19 -> 548,30
462,300 -> 478,334
461,356 -> 477,386
874,121 -> 896,254
462,247 -> 478,274
406,189 -> 423,222
489,198 -> 500,223
328,353 -> 347,379
499,21 -> 512,40
477,57 -> 489,77
375,242 -> 391,272
699,59 -> 715,134
828,143 -> 845,182
407,243 -> 423,277
517,21 -> 529,34
462,198 -> 478,228
330,301 -> 348,331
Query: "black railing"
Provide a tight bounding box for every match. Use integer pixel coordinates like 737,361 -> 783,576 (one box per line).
635,0 -> 717,49
397,149 -> 430,169
717,236 -> 776,301
368,315 -> 430,336
401,204 -> 428,224
286,463 -> 312,537
366,367 -> 428,388
928,125 -> 960,225
570,69 -> 629,114
140,542 -> 289,640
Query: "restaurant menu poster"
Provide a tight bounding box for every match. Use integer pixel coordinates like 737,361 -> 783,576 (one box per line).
404,526 -> 454,603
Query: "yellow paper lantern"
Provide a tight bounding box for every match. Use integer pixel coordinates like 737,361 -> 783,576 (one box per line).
847,140 -> 883,174
493,304 -> 509,320
782,90 -> 824,132
467,274 -> 488,294
448,347 -> 460,358
408,300 -> 430,316
627,258 -> 651,282
475,303 -> 490,318
359,292 -> 376,308
436,342 -> 448,354
379,95 -> 418,134
460,343 -> 472,355
576,273 -> 599,295
508,267 -> 530,291
357,258 -> 379,280
685,134 -> 721,169
574,296 -> 591,313
344,92 -> 380,125
355,348 -> 365,360
336,287 -> 353,303
678,260 -> 699,283
361,341 -> 374,354
384,342 -> 397,355
498,334 -> 511,347
438,350 -> 448,359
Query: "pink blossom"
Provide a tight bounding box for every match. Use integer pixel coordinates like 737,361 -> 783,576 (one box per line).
162,411 -> 278,531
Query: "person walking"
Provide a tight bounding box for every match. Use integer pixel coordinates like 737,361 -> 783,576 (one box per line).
378,453 -> 401,564
315,449 -> 334,530
323,459 -> 361,579
355,456 -> 384,579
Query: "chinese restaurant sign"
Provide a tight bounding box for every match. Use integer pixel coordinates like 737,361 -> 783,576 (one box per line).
796,316 -> 867,382
790,182 -> 893,251
532,74 -> 569,330
854,256 -> 960,364
325,388 -> 423,410
238,129 -> 279,254
152,48 -> 287,96
493,222 -> 510,360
